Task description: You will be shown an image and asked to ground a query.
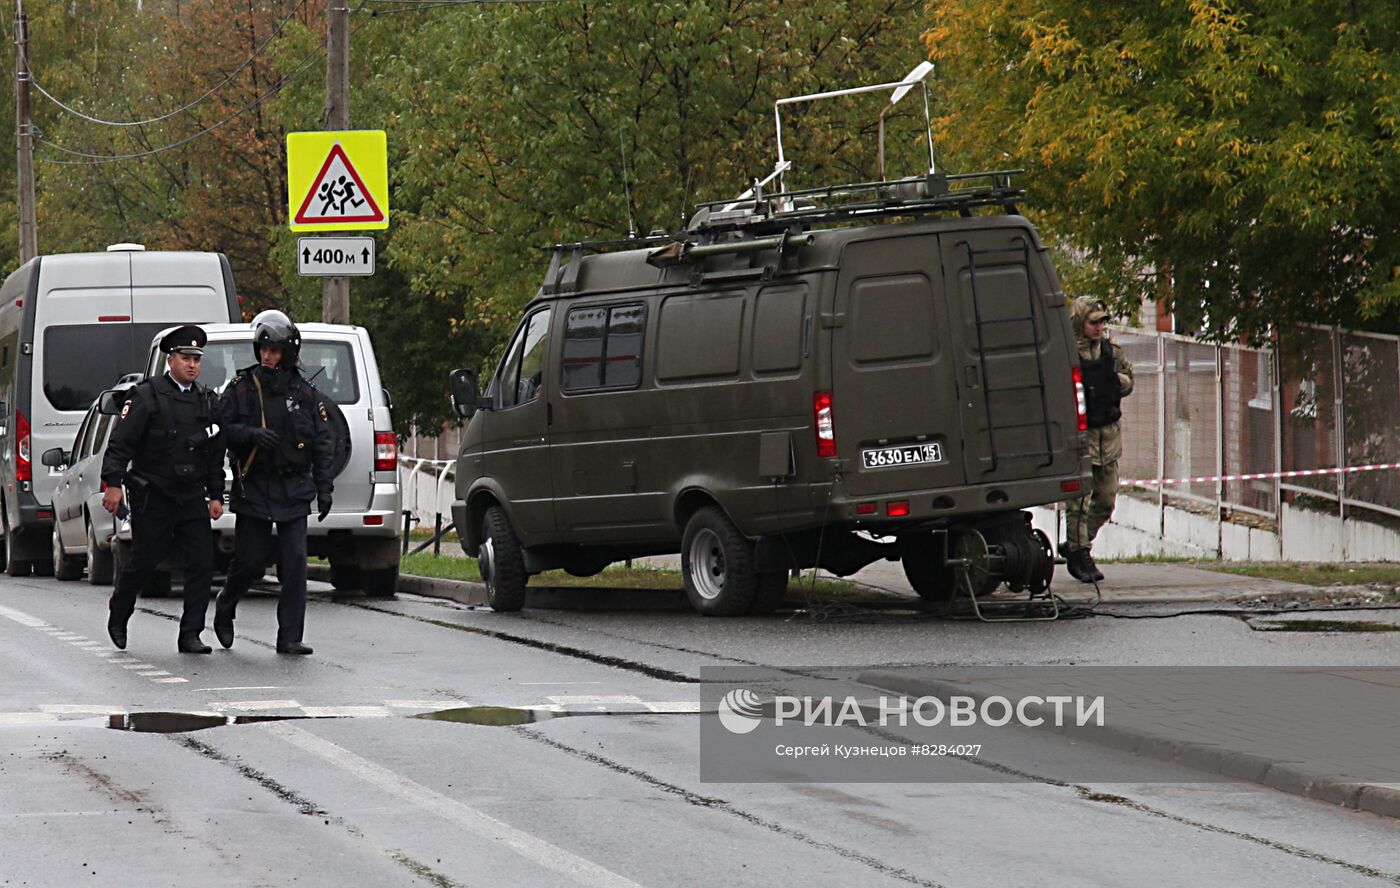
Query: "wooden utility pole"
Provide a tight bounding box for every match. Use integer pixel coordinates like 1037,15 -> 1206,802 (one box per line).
14,0 -> 37,263
321,2 -> 350,323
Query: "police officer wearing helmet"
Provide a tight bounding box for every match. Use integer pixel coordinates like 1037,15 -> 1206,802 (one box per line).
101,325 -> 225,653
1061,297 -> 1135,583
213,310 -> 333,655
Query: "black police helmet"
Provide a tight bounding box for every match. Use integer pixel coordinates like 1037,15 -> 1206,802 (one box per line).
250,309 -> 301,364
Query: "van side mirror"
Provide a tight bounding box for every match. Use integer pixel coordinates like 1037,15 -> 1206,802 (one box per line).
97,390 -> 124,415
449,368 -> 480,419
41,447 -> 69,468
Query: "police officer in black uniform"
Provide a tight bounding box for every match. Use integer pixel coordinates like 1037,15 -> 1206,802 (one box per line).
102,325 -> 224,653
213,310 -> 333,655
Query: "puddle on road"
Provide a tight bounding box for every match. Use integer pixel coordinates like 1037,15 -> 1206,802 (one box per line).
1249,619 -> 1400,633
95,704 -> 664,734
108,712 -> 310,733
413,706 -> 561,726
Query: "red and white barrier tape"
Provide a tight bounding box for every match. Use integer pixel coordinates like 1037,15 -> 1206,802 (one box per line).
1120,463 -> 1400,487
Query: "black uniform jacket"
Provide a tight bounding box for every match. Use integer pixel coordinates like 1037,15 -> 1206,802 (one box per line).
218,364 -> 334,522
100,373 -> 224,504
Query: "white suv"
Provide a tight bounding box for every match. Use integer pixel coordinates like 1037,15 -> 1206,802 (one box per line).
125,322 -> 402,595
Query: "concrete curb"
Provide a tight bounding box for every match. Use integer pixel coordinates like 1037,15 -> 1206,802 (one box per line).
309,564 -> 688,611
859,668 -> 1400,821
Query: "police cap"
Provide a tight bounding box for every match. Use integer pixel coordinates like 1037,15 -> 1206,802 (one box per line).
160,324 -> 207,356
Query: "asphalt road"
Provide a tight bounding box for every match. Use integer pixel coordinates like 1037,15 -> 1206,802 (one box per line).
3,570 -> 1399,888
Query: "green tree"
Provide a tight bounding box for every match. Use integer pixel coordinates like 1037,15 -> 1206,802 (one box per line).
925,0 -> 1400,340
373,0 -> 926,373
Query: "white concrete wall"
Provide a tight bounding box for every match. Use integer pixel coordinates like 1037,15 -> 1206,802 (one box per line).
1034,494 -> 1400,562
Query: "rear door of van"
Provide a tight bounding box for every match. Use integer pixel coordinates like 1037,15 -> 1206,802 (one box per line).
827,232 -> 968,500
939,225 -> 1075,484
30,253 -> 134,509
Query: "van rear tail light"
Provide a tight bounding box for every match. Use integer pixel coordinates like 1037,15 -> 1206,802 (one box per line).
15,410 -> 30,482
1071,365 -> 1088,432
1061,480 -> 1082,493
373,431 -> 398,472
855,502 -> 877,515
363,516 -> 384,526
886,500 -> 910,517
813,391 -> 837,458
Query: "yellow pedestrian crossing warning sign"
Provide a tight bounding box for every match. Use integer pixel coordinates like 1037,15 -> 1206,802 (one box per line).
287,130 -> 389,232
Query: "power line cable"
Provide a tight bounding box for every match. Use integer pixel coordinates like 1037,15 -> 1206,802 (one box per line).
30,0 -> 311,129
36,14 -> 365,165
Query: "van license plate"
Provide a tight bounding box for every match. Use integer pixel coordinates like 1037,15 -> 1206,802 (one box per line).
861,443 -> 944,469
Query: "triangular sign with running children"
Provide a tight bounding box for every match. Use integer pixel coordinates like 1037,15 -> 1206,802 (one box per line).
287,131 -> 389,232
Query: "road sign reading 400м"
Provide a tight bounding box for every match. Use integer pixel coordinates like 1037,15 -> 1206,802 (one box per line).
287,130 -> 388,232
297,237 -> 375,277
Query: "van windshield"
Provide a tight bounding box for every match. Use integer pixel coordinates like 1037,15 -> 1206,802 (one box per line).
43,323 -> 172,411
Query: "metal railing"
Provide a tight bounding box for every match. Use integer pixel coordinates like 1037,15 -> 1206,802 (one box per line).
1113,323 -> 1400,531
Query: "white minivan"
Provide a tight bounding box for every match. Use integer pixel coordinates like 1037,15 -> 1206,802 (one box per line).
0,245 -> 240,576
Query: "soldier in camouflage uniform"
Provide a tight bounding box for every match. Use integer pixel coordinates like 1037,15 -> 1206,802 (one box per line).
1061,297 -> 1134,582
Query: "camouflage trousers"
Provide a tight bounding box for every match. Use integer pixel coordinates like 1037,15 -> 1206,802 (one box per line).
1065,460 -> 1119,551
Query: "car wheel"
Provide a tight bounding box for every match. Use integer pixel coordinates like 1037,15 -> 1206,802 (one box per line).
86,520 -> 114,585
680,506 -> 762,616
480,506 -> 527,612
3,512 -> 31,577
329,562 -> 362,591
362,565 -> 399,598
52,526 -> 84,581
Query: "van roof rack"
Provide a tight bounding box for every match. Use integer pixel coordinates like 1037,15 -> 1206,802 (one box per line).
544,65 -> 1025,256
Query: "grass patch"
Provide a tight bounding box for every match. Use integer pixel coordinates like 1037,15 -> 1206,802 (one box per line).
392,551 -> 868,598
1205,562 -> 1400,588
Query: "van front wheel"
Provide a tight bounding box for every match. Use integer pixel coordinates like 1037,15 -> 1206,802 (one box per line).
480,506 -> 527,612
681,507 -> 760,616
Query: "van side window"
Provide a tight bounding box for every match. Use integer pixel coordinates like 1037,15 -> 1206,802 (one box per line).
561,303 -> 645,393
656,292 -> 744,383
495,308 -> 551,410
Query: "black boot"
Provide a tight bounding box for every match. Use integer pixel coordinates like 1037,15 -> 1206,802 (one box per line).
213,604 -> 235,649
107,615 -> 128,650
1083,549 -> 1105,582
1061,546 -> 1093,583
178,633 -> 212,654
276,641 -> 313,656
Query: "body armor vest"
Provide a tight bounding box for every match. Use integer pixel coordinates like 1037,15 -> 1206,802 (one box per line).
241,368 -> 315,475
1081,343 -> 1122,429
133,380 -> 214,486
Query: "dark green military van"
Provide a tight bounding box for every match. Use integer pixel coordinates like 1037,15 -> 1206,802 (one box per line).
450,169 -> 1093,616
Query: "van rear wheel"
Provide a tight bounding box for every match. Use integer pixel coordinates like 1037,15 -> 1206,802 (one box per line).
898,533 -> 957,603
3,515 -> 31,577
681,507 -> 761,616
480,506 -> 527,612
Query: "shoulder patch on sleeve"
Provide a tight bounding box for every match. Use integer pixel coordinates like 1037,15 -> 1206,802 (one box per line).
318,402 -> 328,422
120,400 -> 132,419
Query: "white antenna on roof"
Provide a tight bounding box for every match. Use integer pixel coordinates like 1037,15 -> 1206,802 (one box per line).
772,60 -> 937,191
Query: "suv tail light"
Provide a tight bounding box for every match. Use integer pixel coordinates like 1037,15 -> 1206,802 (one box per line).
16,410 -> 30,482
813,391 -> 837,458
1071,366 -> 1088,432
373,431 -> 398,472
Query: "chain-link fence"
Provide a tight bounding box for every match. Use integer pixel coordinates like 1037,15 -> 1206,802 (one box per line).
1115,324 -> 1400,532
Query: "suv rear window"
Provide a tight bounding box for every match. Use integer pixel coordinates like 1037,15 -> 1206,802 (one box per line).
44,323 -> 171,411
187,340 -> 360,404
